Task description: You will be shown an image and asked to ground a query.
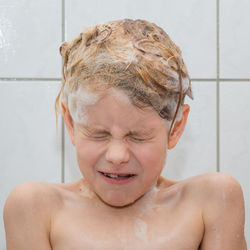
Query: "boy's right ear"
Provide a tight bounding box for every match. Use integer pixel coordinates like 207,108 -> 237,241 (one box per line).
59,42 -> 69,57
61,101 -> 75,146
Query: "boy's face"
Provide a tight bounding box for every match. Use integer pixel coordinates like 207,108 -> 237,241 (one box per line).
62,90 -> 188,207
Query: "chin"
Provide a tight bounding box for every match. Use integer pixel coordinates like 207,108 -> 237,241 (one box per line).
101,194 -> 138,208
106,200 -> 135,208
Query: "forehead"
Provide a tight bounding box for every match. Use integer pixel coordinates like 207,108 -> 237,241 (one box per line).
75,89 -> 166,131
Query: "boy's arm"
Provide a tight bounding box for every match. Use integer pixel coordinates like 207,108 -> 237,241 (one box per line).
200,173 -> 247,250
3,182 -> 52,250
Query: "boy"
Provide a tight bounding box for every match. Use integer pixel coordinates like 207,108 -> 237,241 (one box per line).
4,19 -> 247,249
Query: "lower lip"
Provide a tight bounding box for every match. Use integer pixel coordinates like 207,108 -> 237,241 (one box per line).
98,172 -> 137,185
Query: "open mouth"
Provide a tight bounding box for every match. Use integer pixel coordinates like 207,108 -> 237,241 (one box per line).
98,171 -> 136,180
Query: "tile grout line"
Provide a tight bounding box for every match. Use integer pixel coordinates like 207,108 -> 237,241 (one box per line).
216,0 -> 220,172
1,77 -> 250,82
0,78 -> 61,81
192,79 -> 250,82
61,0 -> 65,183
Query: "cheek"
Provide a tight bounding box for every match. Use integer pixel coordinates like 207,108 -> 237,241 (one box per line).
75,140 -> 102,169
134,141 -> 167,171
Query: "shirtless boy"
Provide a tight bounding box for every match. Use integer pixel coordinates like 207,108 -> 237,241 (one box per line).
4,19 -> 247,250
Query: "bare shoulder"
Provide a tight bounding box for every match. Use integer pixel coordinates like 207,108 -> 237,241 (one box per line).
180,172 -> 247,250
3,181 -> 63,250
4,181 -> 63,212
4,181 -> 66,223
158,172 -> 244,209
175,171 -> 244,199
160,172 -> 243,198
180,172 -> 246,219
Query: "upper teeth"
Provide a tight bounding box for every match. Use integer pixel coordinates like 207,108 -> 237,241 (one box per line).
104,173 -> 118,178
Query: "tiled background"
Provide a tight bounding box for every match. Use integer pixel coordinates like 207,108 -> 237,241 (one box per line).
0,0 -> 249,248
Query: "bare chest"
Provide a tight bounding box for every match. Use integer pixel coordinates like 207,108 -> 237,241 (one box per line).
50,200 -> 203,250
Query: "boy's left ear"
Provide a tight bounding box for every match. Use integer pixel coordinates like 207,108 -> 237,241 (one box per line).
168,104 -> 190,149
61,100 -> 76,146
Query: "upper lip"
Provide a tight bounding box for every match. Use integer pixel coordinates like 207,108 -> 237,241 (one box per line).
98,171 -> 137,176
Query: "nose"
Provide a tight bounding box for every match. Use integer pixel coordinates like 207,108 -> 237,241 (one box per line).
105,139 -> 130,165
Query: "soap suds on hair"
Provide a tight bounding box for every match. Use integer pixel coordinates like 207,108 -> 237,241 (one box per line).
67,85 -> 100,125
107,88 -> 132,105
55,18 -> 194,134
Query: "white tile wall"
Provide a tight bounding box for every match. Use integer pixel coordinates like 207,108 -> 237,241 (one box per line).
65,0 -> 216,79
163,82 -> 217,180
0,0 -> 62,78
0,81 -> 62,249
220,0 -> 250,78
220,82 -> 250,243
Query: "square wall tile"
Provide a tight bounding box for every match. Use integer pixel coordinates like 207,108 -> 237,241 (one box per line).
0,0 -> 61,78
65,0 -> 216,78
220,82 -> 250,244
220,0 -> 250,78
163,82 -> 217,180
0,81 -> 62,249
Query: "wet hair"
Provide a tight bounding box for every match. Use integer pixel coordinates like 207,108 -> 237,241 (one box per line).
55,18 -> 193,134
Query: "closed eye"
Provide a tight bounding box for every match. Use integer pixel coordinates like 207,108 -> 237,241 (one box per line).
92,135 -> 109,140
87,132 -> 110,140
130,136 -> 148,142
92,136 -> 146,141
87,131 -> 151,142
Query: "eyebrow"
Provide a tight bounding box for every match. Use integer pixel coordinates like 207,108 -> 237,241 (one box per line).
128,128 -> 155,135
